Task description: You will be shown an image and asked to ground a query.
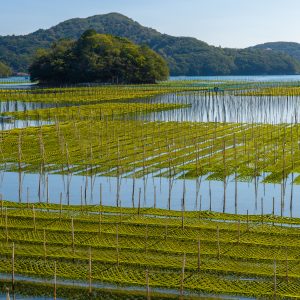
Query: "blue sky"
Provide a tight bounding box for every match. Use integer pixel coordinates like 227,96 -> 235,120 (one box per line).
1,0 -> 300,48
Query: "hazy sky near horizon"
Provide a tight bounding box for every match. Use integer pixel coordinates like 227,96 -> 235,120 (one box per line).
1,0 -> 300,48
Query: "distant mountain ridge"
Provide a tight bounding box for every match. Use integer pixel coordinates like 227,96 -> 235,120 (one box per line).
1,13 -> 300,76
251,42 -> 300,62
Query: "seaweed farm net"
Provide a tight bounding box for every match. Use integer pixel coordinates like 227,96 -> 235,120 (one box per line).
0,82 -> 300,298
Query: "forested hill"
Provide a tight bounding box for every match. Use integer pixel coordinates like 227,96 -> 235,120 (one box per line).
1,13 -> 300,76
251,42 -> 300,63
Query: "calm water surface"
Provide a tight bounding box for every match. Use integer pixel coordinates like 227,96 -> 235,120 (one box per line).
0,77 -> 298,217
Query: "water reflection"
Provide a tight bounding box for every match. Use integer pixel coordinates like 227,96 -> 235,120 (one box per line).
0,101 -> 56,113
170,75 -> 300,82
134,93 -> 300,124
0,171 -> 298,218
0,101 -> 66,130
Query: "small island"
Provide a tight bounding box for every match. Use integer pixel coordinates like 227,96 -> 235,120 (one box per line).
29,29 -> 169,84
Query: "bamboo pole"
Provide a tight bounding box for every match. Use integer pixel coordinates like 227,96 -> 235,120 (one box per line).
132,177 -> 135,208
261,197 -> 264,224
247,210 -> 249,232
5,287 -> 10,300
32,204 -> 36,232
286,251 -> 289,283
274,260 -> 277,299
89,247 -> 92,294
11,242 -> 14,293
237,219 -> 240,244
71,217 -> 75,254
145,224 -> 148,254
217,226 -> 220,260
272,197 -> 275,221
197,239 -> 201,272
99,185 -> 102,236
54,261 -> 57,300
60,192 -> 62,220
100,183 -> 103,207
43,229 -> 47,260
80,186 -> 83,209
116,223 -> 119,267
46,175 -> 49,204
154,185 -> 157,209
180,253 -> 186,298
146,269 -> 150,300
26,186 -> 29,208
5,207 -> 8,243
138,188 -> 141,215
165,217 -> 168,240
0,198 -> 3,219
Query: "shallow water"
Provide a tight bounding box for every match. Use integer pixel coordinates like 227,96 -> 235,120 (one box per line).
0,78 -> 295,298
0,101 -> 76,130
0,295 -> 54,300
135,92 -> 300,124
0,93 -> 298,216
0,273 -> 254,300
170,75 -> 300,82
0,171 -> 297,217
3,92 -> 300,128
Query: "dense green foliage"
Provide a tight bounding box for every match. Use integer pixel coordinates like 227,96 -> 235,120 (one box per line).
252,42 -> 300,63
0,61 -> 12,77
1,13 -> 300,75
29,30 -> 169,84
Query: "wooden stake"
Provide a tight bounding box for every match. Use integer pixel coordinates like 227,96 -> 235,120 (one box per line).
71,218 -> 75,254
98,188 -> 102,236
5,287 -> 10,300
100,183 -> 103,207
32,204 -> 36,232
165,217 -> 168,240
26,186 -> 29,208
131,177 -> 135,208
217,226 -> 220,260
274,260 -> 277,299
237,219 -> 240,244
0,198 -> 3,219
138,188 -> 141,215
246,210 -> 249,232
80,186 -> 83,210
261,197 -> 264,224
286,251 -> 289,283
46,175 -> 49,204
5,207 -> 8,243
154,185 -> 157,209
54,261 -> 57,300
43,229 -> 47,260
197,239 -> 201,272
11,242 -> 14,293
59,192 -> 62,220
146,269 -> 150,300
180,253 -> 186,298
116,223 -> 119,267
145,224 -> 148,254
272,197 -> 275,221
89,247 -> 92,294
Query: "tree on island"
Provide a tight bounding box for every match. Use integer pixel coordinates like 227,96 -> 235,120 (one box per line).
0,62 -> 12,77
29,29 -> 169,84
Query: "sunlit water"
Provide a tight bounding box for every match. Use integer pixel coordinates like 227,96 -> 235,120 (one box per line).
0,76 -> 296,298
135,92 -> 300,124
0,85 -> 299,217
170,75 -> 300,82
0,171 -> 298,217
0,101 -> 59,130
0,272 -> 254,300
